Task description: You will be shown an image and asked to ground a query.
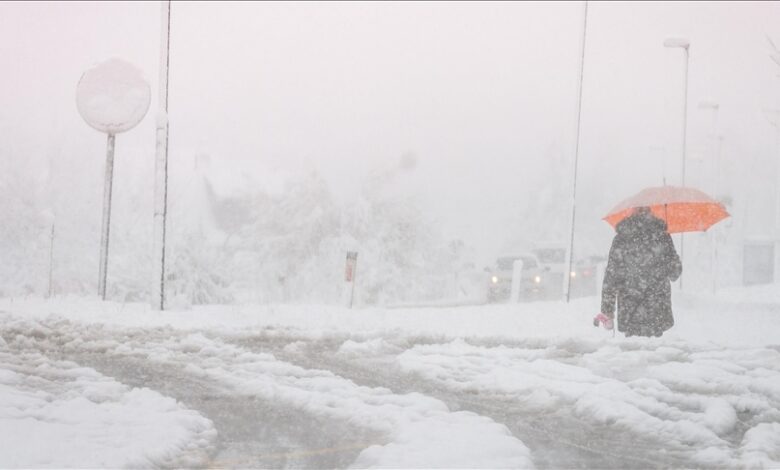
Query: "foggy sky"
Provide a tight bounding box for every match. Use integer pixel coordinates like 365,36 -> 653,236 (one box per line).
2,1 -> 779,266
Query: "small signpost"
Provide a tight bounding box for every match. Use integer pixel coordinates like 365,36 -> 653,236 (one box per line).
76,58 -> 151,300
345,251 -> 358,308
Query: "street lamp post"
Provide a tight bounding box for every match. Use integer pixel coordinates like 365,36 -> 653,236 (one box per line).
664,37 -> 690,289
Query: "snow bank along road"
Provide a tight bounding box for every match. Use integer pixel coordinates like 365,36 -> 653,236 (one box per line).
1,299 -> 780,469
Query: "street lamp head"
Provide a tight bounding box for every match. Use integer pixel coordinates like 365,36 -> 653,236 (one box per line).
664,37 -> 690,49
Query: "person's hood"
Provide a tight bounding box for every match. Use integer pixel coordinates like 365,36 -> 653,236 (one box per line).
616,211 -> 668,237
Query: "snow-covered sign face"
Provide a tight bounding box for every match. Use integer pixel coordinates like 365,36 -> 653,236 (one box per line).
76,58 -> 150,135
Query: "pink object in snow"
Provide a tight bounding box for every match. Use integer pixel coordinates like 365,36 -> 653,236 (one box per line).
593,313 -> 614,330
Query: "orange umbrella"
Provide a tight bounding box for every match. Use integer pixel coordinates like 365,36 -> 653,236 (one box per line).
603,185 -> 730,234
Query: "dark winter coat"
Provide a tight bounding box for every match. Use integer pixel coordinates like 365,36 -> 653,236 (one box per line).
600,210 -> 682,337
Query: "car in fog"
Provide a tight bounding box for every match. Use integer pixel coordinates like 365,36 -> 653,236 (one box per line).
568,255 -> 606,298
531,244 -> 568,298
530,244 -> 605,298
486,253 -> 551,302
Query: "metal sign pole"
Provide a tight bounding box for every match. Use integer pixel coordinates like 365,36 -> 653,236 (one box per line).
77,58 -> 150,302
98,133 -> 116,300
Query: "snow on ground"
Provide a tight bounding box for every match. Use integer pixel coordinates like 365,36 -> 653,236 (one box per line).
2,285 -> 778,346
395,338 -> 780,468
0,285 -> 780,346
0,314 -> 533,469
0,336 -> 216,468
0,283 -> 779,468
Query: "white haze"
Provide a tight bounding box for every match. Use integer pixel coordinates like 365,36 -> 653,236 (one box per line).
1,1 -> 779,301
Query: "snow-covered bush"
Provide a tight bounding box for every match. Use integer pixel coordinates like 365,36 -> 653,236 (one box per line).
0,162 -> 51,297
165,232 -> 234,307
0,151 -> 480,306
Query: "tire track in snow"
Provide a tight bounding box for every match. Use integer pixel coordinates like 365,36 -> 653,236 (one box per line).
229,333 -> 693,470
12,319 -> 532,469
41,341 -> 382,469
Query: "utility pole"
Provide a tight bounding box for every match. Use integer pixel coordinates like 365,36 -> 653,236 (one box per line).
664,37 -> 691,290
152,0 -> 172,310
565,0 -> 588,303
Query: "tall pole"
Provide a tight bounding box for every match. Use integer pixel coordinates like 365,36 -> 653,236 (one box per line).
680,48 -> 689,187
565,0 -> 588,303
98,133 -> 116,300
664,37 -> 690,289
153,0 -> 171,310
679,45 -> 689,290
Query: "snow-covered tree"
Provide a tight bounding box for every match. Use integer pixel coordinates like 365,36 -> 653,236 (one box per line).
0,160 -> 51,296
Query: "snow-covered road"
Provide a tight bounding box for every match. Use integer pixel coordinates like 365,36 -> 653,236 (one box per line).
63,351 -> 376,469
1,289 -> 780,469
233,332 -> 685,469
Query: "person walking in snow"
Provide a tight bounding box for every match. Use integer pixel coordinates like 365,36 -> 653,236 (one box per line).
594,206 -> 682,337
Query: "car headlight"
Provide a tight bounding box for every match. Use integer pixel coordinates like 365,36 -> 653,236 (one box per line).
570,271 -> 577,278
534,275 -> 541,284
491,276 -> 499,284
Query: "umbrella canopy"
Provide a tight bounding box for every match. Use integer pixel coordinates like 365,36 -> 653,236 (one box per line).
603,186 -> 730,233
